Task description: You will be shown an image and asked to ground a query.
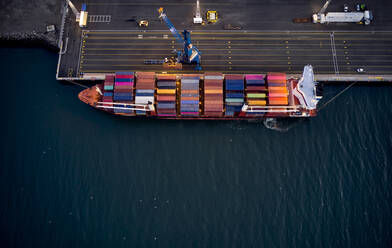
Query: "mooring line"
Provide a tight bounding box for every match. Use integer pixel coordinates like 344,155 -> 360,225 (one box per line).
319,82 -> 356,111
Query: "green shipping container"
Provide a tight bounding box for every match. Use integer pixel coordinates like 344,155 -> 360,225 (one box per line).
104,85 -> 114,90
247,93 -> 266,98
225,98 -> 244,103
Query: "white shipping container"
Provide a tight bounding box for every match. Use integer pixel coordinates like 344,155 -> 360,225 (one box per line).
135,96 -> 154,104
323,12 -> 364,23
205,76 -> 223,80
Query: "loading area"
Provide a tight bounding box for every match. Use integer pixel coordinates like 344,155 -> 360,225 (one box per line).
57,0 -> 392,80
78,30 -> 392,75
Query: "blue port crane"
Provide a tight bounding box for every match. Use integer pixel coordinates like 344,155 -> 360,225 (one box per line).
158,7 -> 202,70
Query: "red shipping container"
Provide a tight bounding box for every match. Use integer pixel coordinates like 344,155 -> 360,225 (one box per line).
204,79 -> 223,84
105,75 -> 115,82
157,95 -> 176,101
115,85 -> 133,89
115,75 -> 134,79
246,86 -> 267,91
204,112 -> 223,116
205,106 -> 223,111
204,94 -> 222,99
225,74 -> 244,80
114,89 -> 133,93
158,109 -> 176,114
181,96 -> 199,101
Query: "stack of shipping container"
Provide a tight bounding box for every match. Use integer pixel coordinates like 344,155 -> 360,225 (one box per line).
156,74 -> 177,117
203,73 -> 224,117
102,74 -> 114,108
113,72 -> 134,114
135,72 -> 155,115
245,74 -> 267,116
180,75 -> 200,116
225,74 -> 244,116
266,73 -> 289,105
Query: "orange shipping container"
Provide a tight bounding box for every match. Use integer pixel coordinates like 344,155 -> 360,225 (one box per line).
157,74 -> 176,80
268,87 -> 288,93
248,100 -> 267,106
269,97 -> 288,105
136,72 -> 155,79
205,89 -> 223,94
205,100 -> 223,105
269,92 -> 288,98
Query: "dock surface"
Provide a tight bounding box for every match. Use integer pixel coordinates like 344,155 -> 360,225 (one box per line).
56,0 -> 392,80
78,30 -> 392,75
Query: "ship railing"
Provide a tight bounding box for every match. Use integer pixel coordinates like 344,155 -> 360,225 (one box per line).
243,105 -> 303,113
96,102 -> 154,112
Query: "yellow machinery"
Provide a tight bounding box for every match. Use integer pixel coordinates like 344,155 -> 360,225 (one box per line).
163,57 -> 183,69
206,11 -> 218,23
138,20 -> 149,27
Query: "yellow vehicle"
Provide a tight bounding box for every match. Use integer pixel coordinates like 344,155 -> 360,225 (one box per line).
163,57 -> 182,69
138,20 -> 149,27
206,11 -> 218,23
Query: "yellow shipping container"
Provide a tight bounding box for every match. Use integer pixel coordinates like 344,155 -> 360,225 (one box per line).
157,89 -> 176,94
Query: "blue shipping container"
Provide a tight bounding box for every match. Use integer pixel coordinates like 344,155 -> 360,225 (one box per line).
136,89 -> 154,94
158,103 -> 176,109
114,96 -> 133,101
157,81 -> 176,87
135,92 -> 154,97
226,93 -> 244,98
226,85 -> 244,91
115,78 -> 133,82
116,72 -> 134,75
181,100 -> 199,105
158,86 -> 176,89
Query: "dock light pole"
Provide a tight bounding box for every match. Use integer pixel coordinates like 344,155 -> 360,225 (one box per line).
67,0 -> 88,27
193,0 -> 203,24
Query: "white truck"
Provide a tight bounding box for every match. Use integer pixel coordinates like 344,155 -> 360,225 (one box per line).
313,10 -> 373,25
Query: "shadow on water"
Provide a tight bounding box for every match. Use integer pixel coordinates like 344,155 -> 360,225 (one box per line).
263,118 -> 306,132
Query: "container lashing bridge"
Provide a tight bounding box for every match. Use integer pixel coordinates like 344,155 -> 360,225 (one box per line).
157,7 -> 202,70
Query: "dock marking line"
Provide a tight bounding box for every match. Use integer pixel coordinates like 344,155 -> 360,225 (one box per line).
76,31 -> 86,77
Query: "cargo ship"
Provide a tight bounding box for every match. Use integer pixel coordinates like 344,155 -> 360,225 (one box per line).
78,65 -> 323,119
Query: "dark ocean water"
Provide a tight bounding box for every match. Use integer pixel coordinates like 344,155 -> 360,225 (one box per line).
0,47 -> 391,248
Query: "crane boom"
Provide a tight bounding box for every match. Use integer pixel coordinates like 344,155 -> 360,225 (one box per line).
158,7 -> 202,70
318,0 -> 331,14
67,0 -> 80,17
158,8 -> 184,44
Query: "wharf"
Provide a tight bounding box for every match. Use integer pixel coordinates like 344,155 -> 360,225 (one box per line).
56,0 -> 392,81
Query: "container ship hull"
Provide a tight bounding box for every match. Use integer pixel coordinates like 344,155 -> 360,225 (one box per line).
78,66 -> 322,119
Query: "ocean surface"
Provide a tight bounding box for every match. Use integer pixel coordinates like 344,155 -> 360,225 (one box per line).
0,47 -> 391,248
